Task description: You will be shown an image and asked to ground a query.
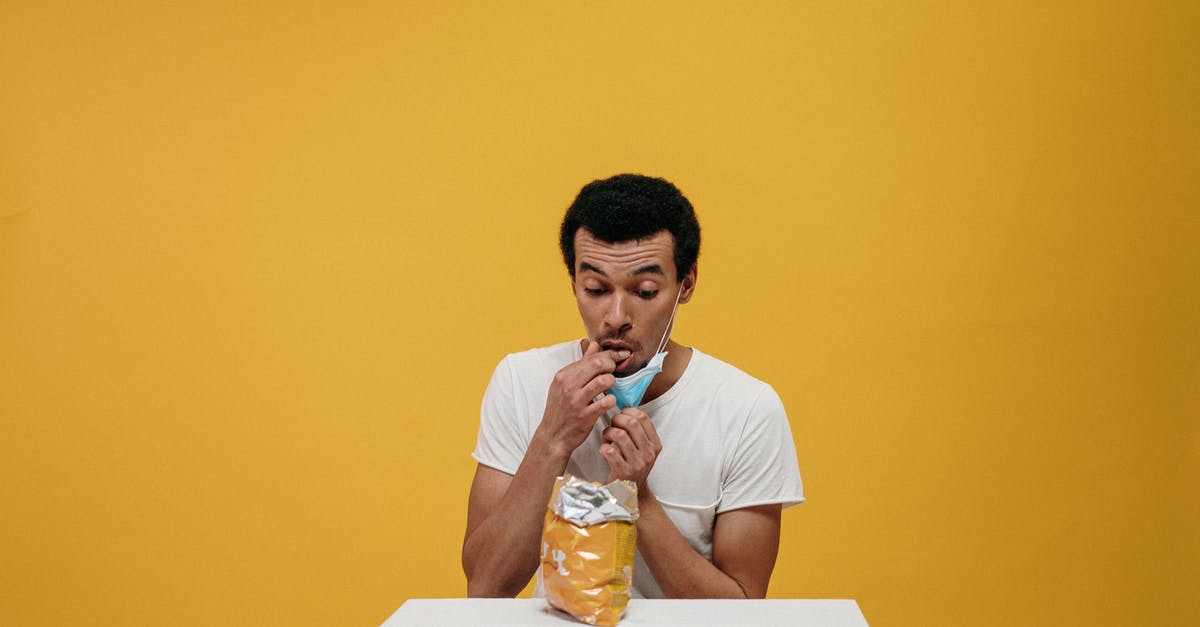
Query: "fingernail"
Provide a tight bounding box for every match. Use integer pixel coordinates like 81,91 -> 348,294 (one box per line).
617,350 -> 631,358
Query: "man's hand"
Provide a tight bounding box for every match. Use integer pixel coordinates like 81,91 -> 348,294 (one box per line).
535,340 -> 629,458
601,407 -> 663,488
463,341 -> 629,597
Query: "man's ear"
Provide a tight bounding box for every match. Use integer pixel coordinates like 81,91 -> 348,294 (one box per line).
679,265 -> 698,304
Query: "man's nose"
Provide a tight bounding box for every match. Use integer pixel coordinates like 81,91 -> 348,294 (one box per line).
602,292 -> 632,332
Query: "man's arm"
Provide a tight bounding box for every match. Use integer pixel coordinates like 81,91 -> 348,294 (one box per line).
461,343 -> 629,597
600,409 -> 784,597
636,496 -> 782,598
461,449 -> 565,597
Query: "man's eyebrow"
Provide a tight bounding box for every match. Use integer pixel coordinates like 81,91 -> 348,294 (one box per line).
633,264 -> 665,276
578,262 -> 665,277
579,262 -> 607,276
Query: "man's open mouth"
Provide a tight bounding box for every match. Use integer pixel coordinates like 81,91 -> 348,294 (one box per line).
601,341 -> 638,373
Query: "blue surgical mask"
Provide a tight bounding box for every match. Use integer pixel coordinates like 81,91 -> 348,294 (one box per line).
608,285 -> 684,409
610,351 -> 667,409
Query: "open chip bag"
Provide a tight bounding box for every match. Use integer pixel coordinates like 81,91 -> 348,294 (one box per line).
540,475 -> 639,626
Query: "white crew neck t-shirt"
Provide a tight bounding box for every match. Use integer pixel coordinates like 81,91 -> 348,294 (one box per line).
472,339 -> 805,599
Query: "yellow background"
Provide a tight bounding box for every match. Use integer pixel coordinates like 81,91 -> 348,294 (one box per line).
2,2 -> 1197,625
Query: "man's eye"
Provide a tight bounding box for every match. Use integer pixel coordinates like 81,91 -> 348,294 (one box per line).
637,290 -> 659,299
584,287 -> 607,295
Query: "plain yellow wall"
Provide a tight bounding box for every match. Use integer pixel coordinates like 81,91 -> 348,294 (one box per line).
2,2 -> 1197,625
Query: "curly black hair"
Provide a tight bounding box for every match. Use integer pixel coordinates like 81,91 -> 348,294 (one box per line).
559,174 -> 701,282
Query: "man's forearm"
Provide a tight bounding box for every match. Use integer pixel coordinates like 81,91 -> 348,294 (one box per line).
462,435 -> 568,597
634,490 -> 749,598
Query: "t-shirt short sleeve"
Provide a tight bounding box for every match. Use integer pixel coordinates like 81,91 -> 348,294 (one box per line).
718,385 -> 806,513
471,356 -> 526,476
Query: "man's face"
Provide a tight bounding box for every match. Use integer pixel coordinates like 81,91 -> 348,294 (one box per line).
572,228 -> 694,377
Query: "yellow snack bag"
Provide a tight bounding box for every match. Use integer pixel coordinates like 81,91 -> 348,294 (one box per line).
541,476 -> 639,626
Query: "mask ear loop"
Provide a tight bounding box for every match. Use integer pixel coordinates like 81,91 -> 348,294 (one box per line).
653,281 -> 686,356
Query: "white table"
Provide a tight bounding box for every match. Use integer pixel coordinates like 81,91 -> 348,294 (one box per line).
381,598 -> 869,626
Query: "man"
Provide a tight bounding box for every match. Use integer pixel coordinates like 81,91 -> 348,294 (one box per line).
462,174 -> 804,599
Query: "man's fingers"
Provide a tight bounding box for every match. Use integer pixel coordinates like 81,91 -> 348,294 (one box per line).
639,412 -> 663,451
600,441 -> 627,470
589,351 -> 622,375
580,349 -> 631,376
609,349 -> 631,362
603,425 -> 638,458
646,422 -> 662,452
581,372 -> 616,401
611,410 -> 659,452
585,392 -> 617,417
613,407 -> 649,425
556,348 -> 628,392
600,422 -> 648,466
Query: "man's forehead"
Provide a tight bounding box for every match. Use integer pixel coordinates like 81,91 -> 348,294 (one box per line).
574,229 -> 675,274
